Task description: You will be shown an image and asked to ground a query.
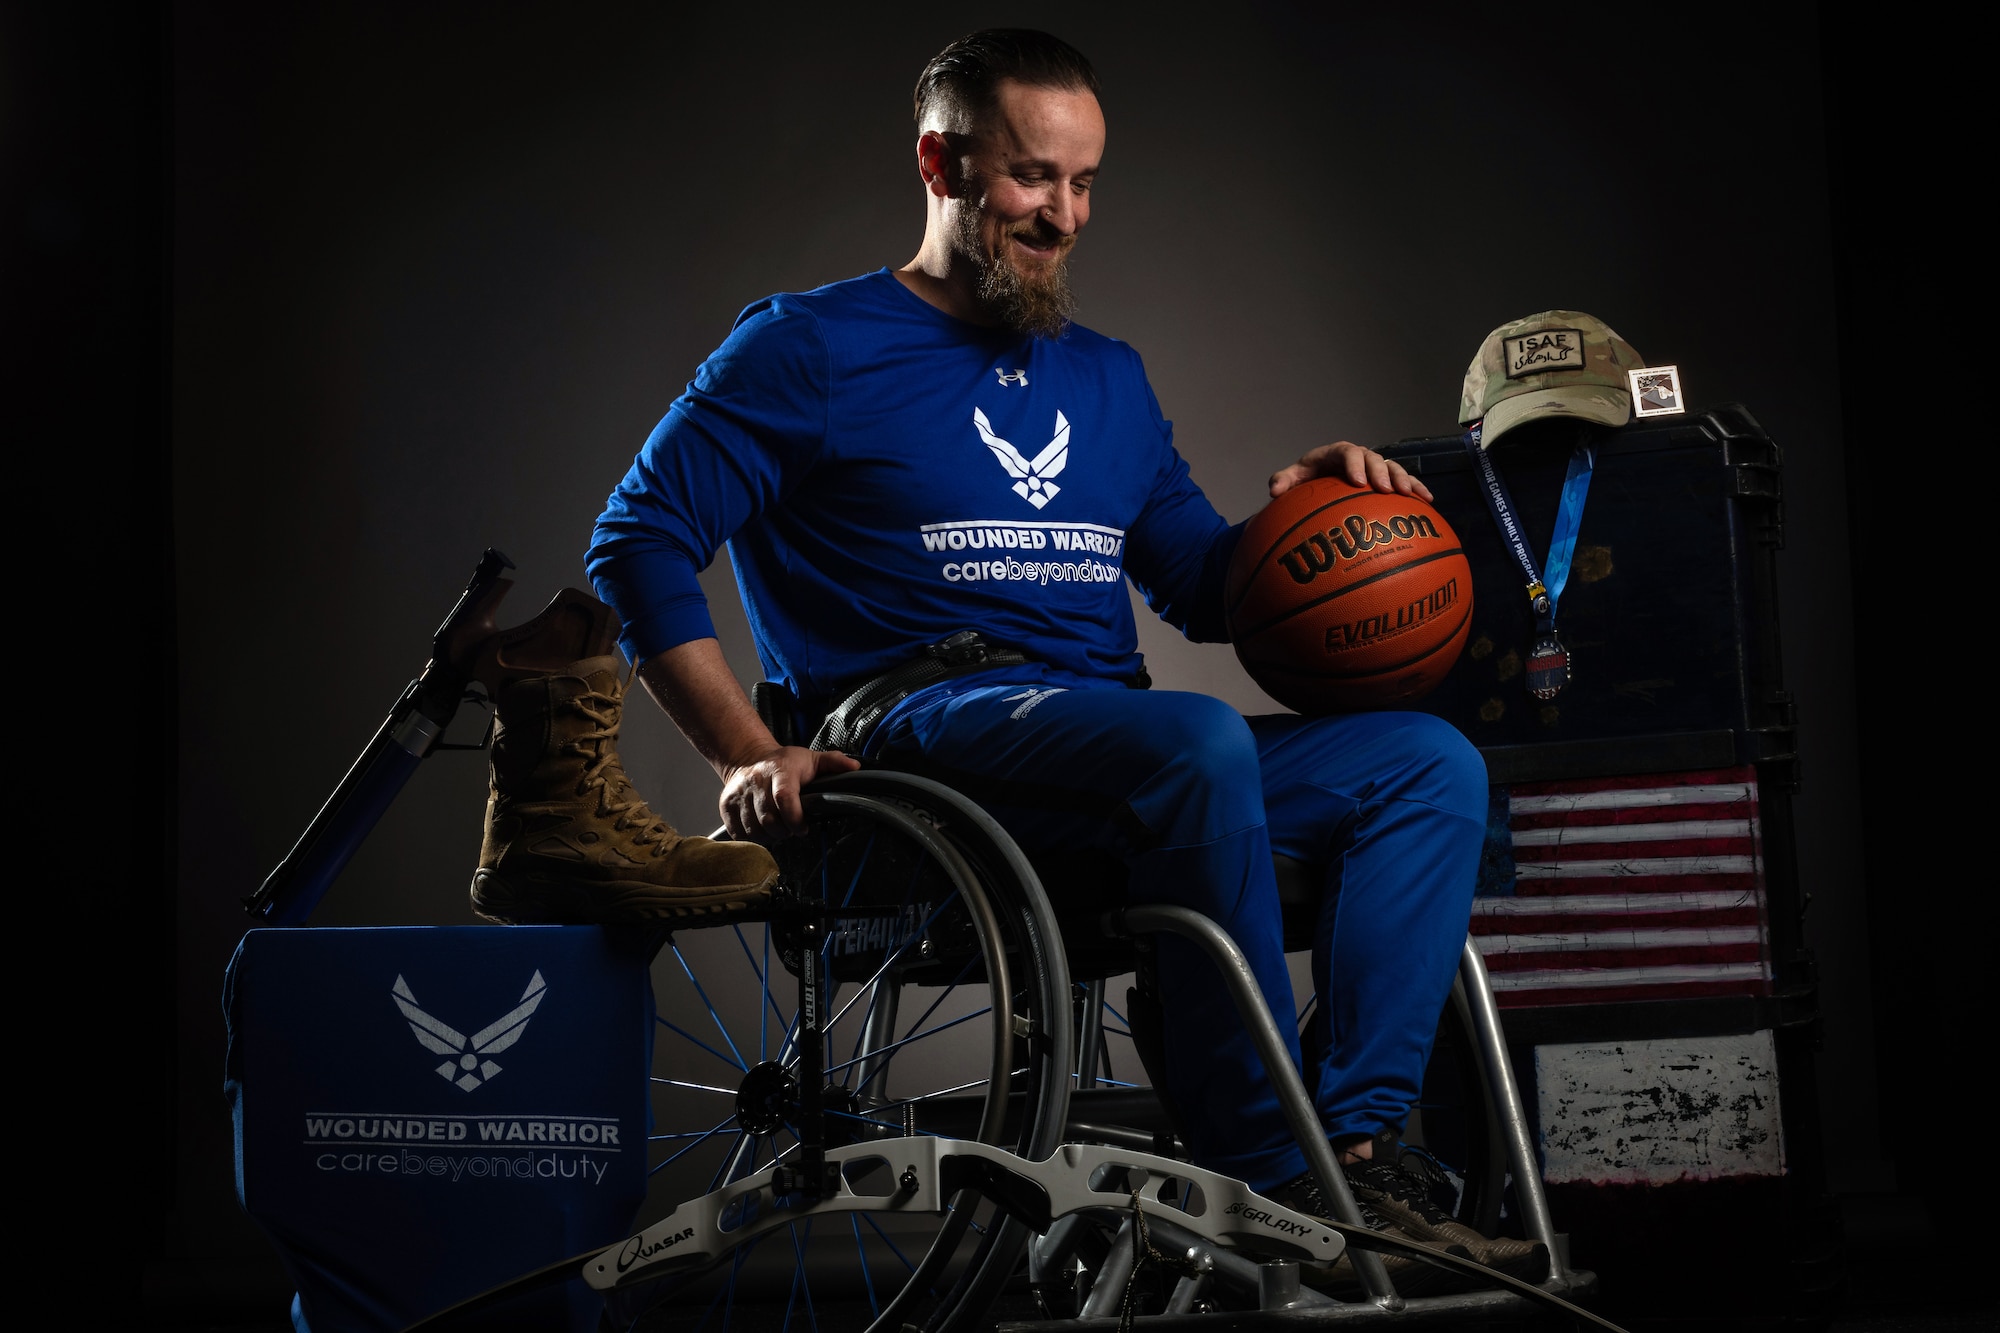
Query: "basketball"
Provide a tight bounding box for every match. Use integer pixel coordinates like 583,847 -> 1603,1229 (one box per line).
1226,477 -> 1474,712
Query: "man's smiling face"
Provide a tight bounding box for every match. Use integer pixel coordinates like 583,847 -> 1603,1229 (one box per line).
945,78 -> 1104,337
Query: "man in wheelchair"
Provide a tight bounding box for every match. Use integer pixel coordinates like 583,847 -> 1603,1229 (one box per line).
567,28 -> 1535,1282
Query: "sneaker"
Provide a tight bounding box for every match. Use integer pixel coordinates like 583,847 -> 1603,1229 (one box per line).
1267,1171 -> 1474,1298
1342,1129 -> 1549,1282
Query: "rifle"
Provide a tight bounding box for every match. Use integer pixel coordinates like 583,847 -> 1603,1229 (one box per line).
244,548 -> 517,925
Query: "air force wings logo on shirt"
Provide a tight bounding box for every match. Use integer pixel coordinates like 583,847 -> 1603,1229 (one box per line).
392,970 -> 548,1092
973,407 -> 1069,509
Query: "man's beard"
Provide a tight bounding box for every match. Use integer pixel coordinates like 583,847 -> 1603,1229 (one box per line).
953,205 -> 1076,339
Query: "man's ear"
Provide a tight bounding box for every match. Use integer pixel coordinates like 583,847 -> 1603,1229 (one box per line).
916,130 -> 952,198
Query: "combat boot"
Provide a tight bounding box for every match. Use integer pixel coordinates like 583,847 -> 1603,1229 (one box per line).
468,588 -> 778,924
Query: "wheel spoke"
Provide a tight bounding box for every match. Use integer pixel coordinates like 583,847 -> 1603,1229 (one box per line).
649,1111 -> 737,1176
861,1211 -> 918,1274
712,1230 -> 770,1333
814,825 -> 833,904
774,1007 -> 805,1067
729,922 -> 789,1056
843,978 -> 891,1090
844,953 -> 982,1093
824,1006 -> 993,1077
946,1196 -> 989,1236
656,1014 -> 748,1074
783,1219 -> 819,1333
651,1077 -> 739,1096
761,923 -> 773,1063
851,1213 -> 881,1317
866,1070 -> 1021,1113
828,824 -> 920,1072
835,830 -> 878,909
823,892 -> 965,1033
686,1258 -> 731,1333
709,1131 -> 754,1193
824,1106 -> 921,1136
668,940 -> 749,1071
881,952 -> 981,1050
809,832 -> 880,1045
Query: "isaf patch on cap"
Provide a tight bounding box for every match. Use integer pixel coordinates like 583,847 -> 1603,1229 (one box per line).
1504,329 -> 1588,379
1629,365 -> 1685,418
1460,309 -> 1645,444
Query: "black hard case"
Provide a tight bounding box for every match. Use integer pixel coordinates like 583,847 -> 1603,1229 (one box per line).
1382,405 -> 1835,1316
1384,403 -> 1795,787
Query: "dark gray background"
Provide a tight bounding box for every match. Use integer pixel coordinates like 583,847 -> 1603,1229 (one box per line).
21,0 -> 1967,1313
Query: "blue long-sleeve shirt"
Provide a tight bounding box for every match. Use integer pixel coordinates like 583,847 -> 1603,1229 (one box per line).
588,269 -> 1241,703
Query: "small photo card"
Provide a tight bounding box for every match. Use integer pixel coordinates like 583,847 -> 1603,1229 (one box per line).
1629,365 -> 1686,418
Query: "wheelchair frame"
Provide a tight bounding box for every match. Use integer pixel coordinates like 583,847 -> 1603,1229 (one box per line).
414,769 -> 1607,1333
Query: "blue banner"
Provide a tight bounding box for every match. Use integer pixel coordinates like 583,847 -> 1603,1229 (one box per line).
226,926 -> 655,1331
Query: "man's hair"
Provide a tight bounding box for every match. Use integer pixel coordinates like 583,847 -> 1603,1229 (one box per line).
913,29 -> 1101,132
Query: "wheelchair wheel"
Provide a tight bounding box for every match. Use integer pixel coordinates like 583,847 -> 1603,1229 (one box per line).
629,771 -> 1072,1333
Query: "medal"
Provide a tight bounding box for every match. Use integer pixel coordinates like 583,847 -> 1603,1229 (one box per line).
1463,423 -> 1598,701
1525,633 -> 1571,700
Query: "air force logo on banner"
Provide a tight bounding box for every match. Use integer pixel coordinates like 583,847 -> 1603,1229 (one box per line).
393,970 -> 548,1092
974,407 -> 1070,509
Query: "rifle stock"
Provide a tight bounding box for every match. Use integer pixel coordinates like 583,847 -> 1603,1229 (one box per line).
245,548 -> 517,925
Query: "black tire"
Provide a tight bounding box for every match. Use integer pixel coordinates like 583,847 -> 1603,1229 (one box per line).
626,771 -> 1072,1333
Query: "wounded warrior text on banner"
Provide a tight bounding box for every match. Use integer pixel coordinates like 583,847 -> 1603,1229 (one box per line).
226,926 -> 652,1331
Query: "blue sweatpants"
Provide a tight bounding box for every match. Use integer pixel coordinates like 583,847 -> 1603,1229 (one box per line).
871,669 -> 1486,1191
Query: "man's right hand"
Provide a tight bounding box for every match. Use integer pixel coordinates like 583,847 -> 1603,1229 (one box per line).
720,745 -> 862,843
634,637 -> 863,841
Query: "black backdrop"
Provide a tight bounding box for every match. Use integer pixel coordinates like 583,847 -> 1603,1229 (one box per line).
9,1 -> 1978,1316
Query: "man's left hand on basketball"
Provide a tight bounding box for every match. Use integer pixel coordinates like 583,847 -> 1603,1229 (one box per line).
1269,439 -> 1432,502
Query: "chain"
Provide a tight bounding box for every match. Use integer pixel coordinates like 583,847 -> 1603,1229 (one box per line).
1117,1187 -> 1205,1333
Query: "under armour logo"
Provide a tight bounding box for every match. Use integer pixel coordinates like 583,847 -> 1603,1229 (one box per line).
973,407 -> 1069,509
995,368 -> 1028,387
392,970 -> 548,1092
1002,687 -> 1064,720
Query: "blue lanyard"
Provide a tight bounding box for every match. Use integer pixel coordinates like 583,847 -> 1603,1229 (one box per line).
1461,421 -> 1597,634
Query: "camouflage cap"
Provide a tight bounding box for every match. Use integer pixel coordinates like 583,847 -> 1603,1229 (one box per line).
1459,310 -> 1645,446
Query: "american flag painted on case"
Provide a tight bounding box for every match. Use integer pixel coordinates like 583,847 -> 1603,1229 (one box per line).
1470,765 -> 1773,1008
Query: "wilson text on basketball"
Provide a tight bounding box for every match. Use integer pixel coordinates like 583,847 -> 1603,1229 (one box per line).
1280,513 -> 1441,584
